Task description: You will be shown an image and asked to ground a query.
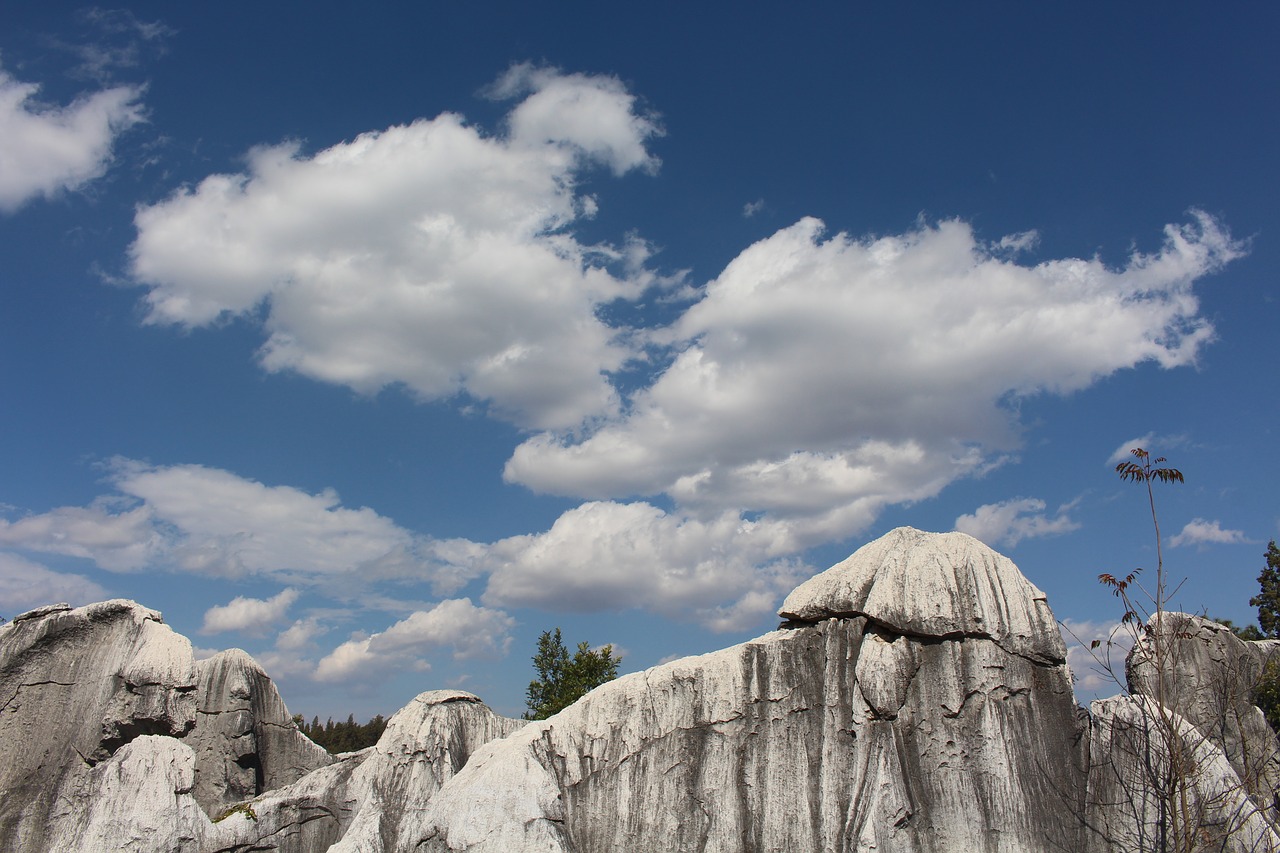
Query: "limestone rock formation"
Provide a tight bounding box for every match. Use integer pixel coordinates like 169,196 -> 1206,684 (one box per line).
189,649 -> 332,813
6,528 -> 1280,852
1082,613 -> 1280,852
202,690 -> 526,852
414,527 -> 1090,852
0,600 -> 199,852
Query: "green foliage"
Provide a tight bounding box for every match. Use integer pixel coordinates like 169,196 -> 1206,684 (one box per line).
296,712 -> 387,753
213,802 -> 258,823
524,627 -> 619,720
1214,618 -> 1265,641
1255,658 -> 1280,733
1249,540 -> 1280,638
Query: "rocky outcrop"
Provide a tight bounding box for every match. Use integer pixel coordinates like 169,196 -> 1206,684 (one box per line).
413,528 -> 1090,852
190,649 -> 332,813
0,600 -> 199,852
202,690 -> 526,853
1082,614 -> 1280,852
6,528 -> 1280,852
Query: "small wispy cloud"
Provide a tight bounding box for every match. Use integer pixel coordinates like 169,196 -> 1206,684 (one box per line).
1170,518 -> 1250,548
955,497 -> 1080,548
742,198 -> 765,218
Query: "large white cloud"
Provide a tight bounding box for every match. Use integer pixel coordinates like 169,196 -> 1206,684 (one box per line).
508,213 -> 1241,540
0,64 -> 143,212
480,500 -> 807,632
0,552 -> 109,614
128,66 -> 662,430
314,598 -> 515,683
0,460 -> 473,594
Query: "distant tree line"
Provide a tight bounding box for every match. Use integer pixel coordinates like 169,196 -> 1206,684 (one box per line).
292,713 -> 387,753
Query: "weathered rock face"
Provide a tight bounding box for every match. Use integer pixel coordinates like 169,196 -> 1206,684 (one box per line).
189,649 -> 332,814
0,600 -> 198,852
202,690 -> 526,853
414,527 -> 1091,852
1081,614 -> 1280,852
7,528 -> 1280,852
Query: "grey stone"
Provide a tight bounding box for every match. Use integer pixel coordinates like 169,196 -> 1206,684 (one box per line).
6,528 -> 1280,852
189,649 -> 332,813
0,599 -> 198,852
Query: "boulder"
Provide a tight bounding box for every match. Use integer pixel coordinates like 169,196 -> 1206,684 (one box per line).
1079,613 -> 1280,852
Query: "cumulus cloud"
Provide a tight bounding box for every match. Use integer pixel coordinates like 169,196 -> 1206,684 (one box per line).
200,588 -> 300,636
0,64 -> 144,212
0,500 -> 160,571
480,500 -> 808,632
275,616 -> 328,651
0,460 -> 474,594
128,65 -> 662,430
314,598 -> 514,682
955,497 -> 1080,548
509,213 -> 1240,534
1170,518 -> 1250,548
114,59 -> 1246,631
0,552 -> 109,614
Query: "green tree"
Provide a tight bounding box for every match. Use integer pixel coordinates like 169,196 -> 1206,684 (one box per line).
524,628 -> 620,720
1248,540 -> 1280,732
1249,540 -> 1280,637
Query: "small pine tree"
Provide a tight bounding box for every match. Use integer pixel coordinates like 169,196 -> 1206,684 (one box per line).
1250,540 -> 1280,637
524,628 -> 620,720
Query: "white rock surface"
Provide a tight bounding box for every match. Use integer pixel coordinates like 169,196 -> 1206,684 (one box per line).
0,599 -> 198,851
202,690 -> 526,853
414,528 -> 1089,852
780,526 -> 1067,664
6,528 -> 1280,852
44,735 -> 212,853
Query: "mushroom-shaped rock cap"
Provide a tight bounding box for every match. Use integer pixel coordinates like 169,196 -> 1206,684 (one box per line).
779,527 -> 1066,664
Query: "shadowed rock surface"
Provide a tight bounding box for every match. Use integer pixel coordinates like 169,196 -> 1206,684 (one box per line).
190,649 -> 333,814
6,528 -> 1280,851
1081,614 -> 1280,852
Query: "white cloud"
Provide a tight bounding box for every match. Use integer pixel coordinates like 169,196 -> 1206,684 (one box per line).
955,497 -> 1080,548
313,598 -> 514,682
128,65 -> 662,430
1060,618 -> 1133,698
508,213 -> 1240,536
490,63 -> 661,175
0,501 -> 160,571
0,64 -> 143,212
481,500 -> 808,632
484,213 -> 1239,627
200,588 -> 300,636
743,198 -> 765,218
0,552 -> 109,614
0,460 -> 474,594
275,616 -> 327,651
1170,518 -> 1250,548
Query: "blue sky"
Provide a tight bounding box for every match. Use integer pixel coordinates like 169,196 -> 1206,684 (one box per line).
1,3 -> 1276,719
